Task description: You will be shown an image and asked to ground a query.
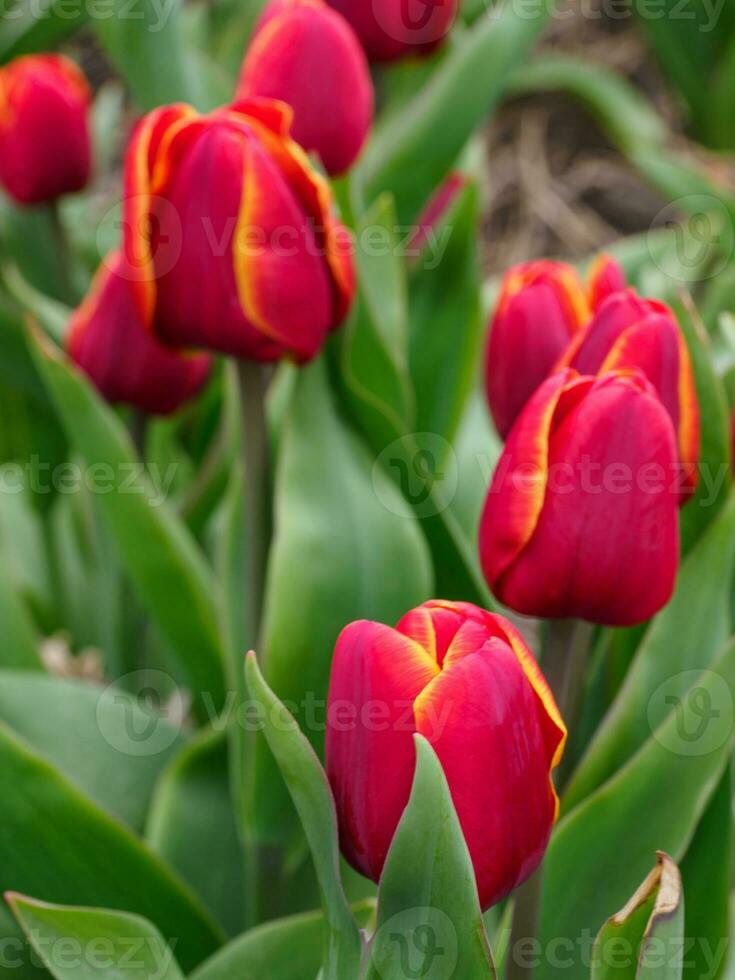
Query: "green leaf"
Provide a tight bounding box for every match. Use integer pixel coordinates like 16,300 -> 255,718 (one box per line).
674,294 -> 732,553
0,670 -> 184,832
538,640 -> 735,980
365,736 -> 495,980
0,566 -> 41,670
0,0 -> 86,59
146,727 -> 245,937
679,766 -> 731,980
191,904 -> 375,980
245,654 -> 363,980
336,194 -> 414,454
26,325 -> 227,718
250,356 -> 432,845
592,852 -> 684,980
408,179 -> 483,444
93,0 -> 207,110
564,489 -> 735,812
359,0 -> 552,223
0,721 -> 222,973
8,895 -> 185,980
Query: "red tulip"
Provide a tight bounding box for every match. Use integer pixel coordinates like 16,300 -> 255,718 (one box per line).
326,0 -> 456,62
326,600 -> 566,909
237,0 -> 373,176
479,370 -> 680,626
121,98 -> 354,362
556,289 -> 699,501
587,253 -> 626,311
485,261 -> 591,439
0,54 -> 91,205
68,252 -> 211,415
407,171 -> 467,260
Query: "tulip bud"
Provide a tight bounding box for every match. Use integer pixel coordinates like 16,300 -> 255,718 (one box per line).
326,600 -> 566,909
407,171 -> 467,261
326,0 -> 456,62
557,290 -> 699,500
237,0 -> 373,176
0,54 -> 91,205
121,98 -> 355,363
485,261 -> 591,439
587,253 -> 626,311
68,252 -> 211,415
479,370 -> 680,626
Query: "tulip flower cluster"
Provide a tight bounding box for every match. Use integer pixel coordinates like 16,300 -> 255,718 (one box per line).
480,254 -> 699,627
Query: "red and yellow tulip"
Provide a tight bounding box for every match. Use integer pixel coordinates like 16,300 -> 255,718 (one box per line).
68,252 -> 211,416
121,98 -> 354,362
479,369 -> 680,625
0,54 -> 91,205
326,599 -> 566,910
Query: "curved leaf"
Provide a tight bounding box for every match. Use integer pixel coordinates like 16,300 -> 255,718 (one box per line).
7,896 -> 185,980
26,323 -> 226,718
537,640 -> 735,980
564,489 -> 735,812
592,853 -> 684,980
0,720 -> 223,973
365,736 -> 495,980
0,671 -> 184,832
245,654 -> 363,980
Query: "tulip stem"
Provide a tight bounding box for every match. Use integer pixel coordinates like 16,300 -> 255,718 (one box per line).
505,618 -> 593,980
236,359 -> 272,928
238,359 -> 271,649
48,201 -> 74,306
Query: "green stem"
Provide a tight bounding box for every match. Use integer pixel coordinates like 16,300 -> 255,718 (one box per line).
130,409 -> 148,461
505,618 -> 593,980
238,359 -> 271,651
236,358 -> 272,929
48,201 -> 74,306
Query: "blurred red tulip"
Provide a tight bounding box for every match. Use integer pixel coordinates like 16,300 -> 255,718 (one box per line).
326,600 -> 566,909
587,253 -> 626,311
0,54 -> 91,205
557,289 -> 699,501
68,252 -> 211,415
485,261 -> 591,439
326,0 -> 457,62
237,0 -> 373,176
121,98 -> 354,362
479,370 -> 680,626
407,171 -> 467,259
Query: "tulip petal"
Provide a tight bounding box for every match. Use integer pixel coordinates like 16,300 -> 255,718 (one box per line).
414,640 -> 559,908
494,372 -> 680,625
480,369 -> 587,586
121,104 -> 197,327
326,621 -> 437,881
